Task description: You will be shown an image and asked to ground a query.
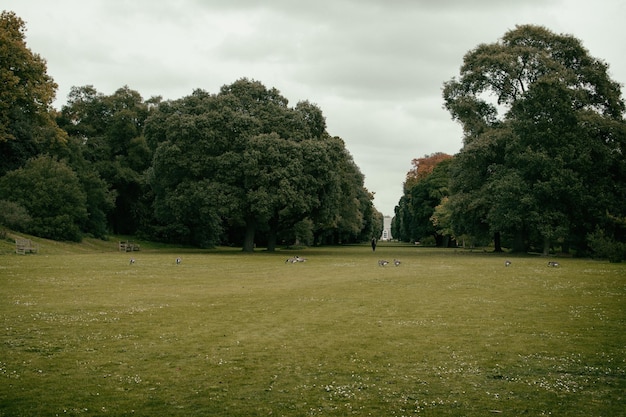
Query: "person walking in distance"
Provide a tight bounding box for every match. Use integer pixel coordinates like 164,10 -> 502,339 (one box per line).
371,237 -> 377,252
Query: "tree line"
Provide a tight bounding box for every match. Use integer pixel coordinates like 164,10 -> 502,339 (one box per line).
3,13 -> 624,259
0,11 -> 383,251
393,25 -> 626,262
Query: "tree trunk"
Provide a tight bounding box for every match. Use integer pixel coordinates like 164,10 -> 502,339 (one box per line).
542,236 -> 550,256
493,231 -> 503,252
267,229 -> 277,252
266,216 -> 278,252
242,218 -> 256,252
512,231 -> 526,253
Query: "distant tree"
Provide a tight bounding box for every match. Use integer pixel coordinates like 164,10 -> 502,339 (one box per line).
0,11 -> 67,175
405,153 -> 452,190
0,156 -> 87,241
416,158 -> 454,246
146,79 -> 375,250
302,136 -> 344,244
446,128 -> 509,251
238,133 -> 308,251
392,195 -> 411,243
393,154 -> 452,245
146,82 -> 302,249
0,12 -> 112,240
359,199 -> 385,242
334,147 -> 367,242
146,96 -> 225,247
443,24 -> 626,253
58,85 -> 153,235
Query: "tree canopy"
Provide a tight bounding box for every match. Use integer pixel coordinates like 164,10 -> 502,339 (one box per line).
57,85 -> 152,235
0,11 -> 381,247
392,153 -> 453,246
441,24 -> 626,255
0,11 -> 66,175
0,156 -> 87,241
146,80 -> 378,250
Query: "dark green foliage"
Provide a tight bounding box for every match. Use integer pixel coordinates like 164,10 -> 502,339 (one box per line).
393,156 -> 452,246
0,14 -> 116,241
1,13 -> 379,248
0,199 -> 31,231
0,156 -> 87,241
442,25 -> 626,253
588,227 -> 625,263
146,79 -> 377,250
57,85 -> 154,235
0,11 -> 66,175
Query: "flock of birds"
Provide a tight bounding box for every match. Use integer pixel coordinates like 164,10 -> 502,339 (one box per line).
129,257 -> 183,265
505,260 -> 560,267
128,256 -> 560,268
377,259 -> 402,267
286,256 -> 403,267
286,257 -> 561,268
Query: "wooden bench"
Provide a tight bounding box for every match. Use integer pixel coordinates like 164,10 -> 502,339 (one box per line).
119,241 -> 141,252
15,238 -> 39,255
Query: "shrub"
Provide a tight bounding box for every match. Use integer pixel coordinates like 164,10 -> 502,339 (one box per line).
587,227 -> 625,263
0,156 -> 87,241
0,200 -> 32,231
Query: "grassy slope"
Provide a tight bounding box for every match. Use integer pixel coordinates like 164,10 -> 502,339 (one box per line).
1,237 -> 624,416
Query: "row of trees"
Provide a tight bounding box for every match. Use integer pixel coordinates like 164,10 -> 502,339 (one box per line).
393,25 -> 626,260
392,153 -> 454,247
0,11 -> 382,250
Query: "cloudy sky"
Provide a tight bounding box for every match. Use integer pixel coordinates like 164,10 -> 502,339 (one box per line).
5,0 -> 625,216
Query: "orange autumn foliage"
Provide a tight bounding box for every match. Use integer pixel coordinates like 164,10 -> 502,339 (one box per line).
404,152 -> 452,190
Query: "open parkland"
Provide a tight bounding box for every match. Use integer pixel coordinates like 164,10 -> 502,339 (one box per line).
1,235 -> 624,416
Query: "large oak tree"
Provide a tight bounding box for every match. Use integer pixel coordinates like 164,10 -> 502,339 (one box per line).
57,85 -> 153,235
443,25 -> 626,253
147,79 -> 376,250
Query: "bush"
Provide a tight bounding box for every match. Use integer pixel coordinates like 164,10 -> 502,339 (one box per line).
587,228 -> 625,263
0,156 -> 88,241
420,236 -> 437,247
0,200 -> 31,231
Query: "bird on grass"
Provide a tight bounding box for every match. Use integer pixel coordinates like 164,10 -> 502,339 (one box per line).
129,258 -> 135,265
286,255 -> 307,263
378,260 -> 389,267
547,261 -> 560,267
505,260 -> 511,267
393,259 -> 401,267
176,257 -> 182,265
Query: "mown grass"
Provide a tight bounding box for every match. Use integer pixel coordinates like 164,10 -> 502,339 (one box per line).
1,237 -> 624,416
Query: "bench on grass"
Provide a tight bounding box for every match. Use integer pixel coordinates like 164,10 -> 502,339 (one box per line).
119,241 -> 140,252
15,238 -> 39,255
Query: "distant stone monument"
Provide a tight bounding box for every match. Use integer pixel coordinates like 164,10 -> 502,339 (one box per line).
380,216 -> 393,241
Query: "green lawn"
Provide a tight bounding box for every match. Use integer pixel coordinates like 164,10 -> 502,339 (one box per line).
1,238 -> 624,416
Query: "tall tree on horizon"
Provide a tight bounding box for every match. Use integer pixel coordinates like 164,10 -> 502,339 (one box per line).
0,11 -> 67,175
392,154 -> 452,245
58,85 -> 153,235
146,79 -> 377,250
443,24 -> 626,254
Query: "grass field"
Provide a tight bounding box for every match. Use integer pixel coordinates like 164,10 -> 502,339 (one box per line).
1,236 -> 625,416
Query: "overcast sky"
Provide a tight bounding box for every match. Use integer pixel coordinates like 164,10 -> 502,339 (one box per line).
4,0 -> 625,216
